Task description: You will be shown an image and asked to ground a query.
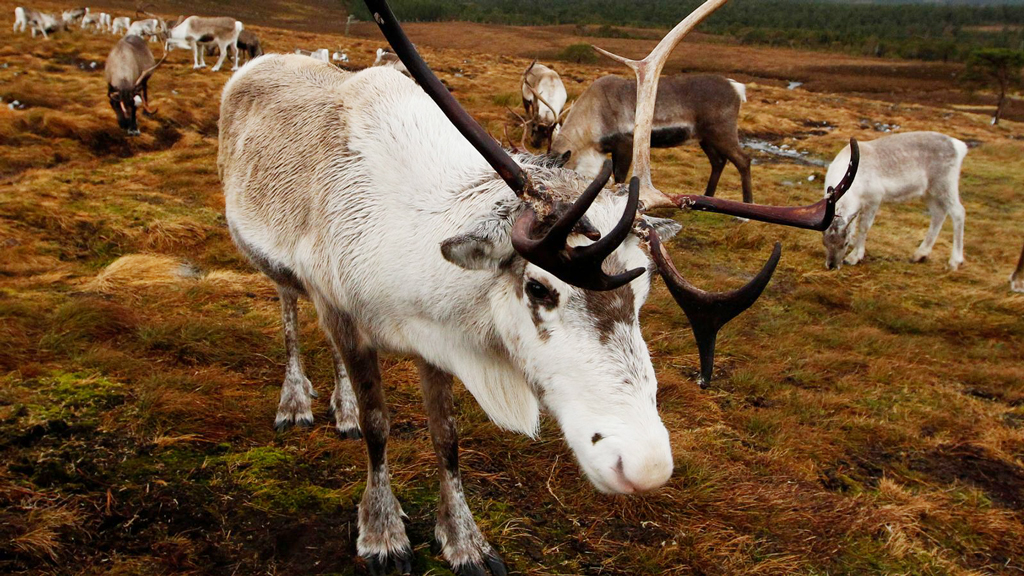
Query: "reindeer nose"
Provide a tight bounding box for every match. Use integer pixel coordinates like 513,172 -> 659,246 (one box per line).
612,447 -> 673,494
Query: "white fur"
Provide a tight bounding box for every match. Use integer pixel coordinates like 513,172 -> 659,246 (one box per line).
13,7 -> 27,32
165,17 -> 243,72
111,16 -> 130,35
220,57 -> 675,494
822,131 -> 968,271
728,79 -> 747,103
127,18 -> 162,42
522,63 -> 567,126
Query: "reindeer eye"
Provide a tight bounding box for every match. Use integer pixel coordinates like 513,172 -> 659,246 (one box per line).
525,279 -> 557,305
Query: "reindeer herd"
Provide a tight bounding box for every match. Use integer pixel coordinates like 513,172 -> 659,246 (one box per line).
8,0 -> 1024,573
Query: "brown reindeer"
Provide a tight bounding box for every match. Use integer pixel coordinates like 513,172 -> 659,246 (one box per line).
551,73 -> 753,204
105,35 -> 165,135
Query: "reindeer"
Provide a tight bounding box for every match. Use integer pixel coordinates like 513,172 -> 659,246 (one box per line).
127,18 -> 163,42
373,46 -> 410,77
219,0 -> 858,572
80,10 -> 102,31
111,16 -> 130,35
822,131 -> 967,271
551,73 -> 753,204
61,6 -> 86,25
164,16 -> 243,71
1012,241 -> 1024,293
18,7 -> 62,38
206,30 -> 263,63
13,7 -> 31,32
332,50 -> 349,64
520,61 -> 568,151
98,12 -> 111,32
105,34 -> 165,135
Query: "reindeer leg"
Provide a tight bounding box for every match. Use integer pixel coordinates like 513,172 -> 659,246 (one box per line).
326,336 -> 362,439
274,285 -> 315,430
912,198 -> 946,264
699,140 -> 727,197
845,203 -> 878,266
611,135 -> 633,184
418,360 -> 507,576
212,42 -> 228,72
319,301 -> 410,575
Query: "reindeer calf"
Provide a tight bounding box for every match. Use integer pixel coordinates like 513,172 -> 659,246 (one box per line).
822,131 -> 967,270
373,47 -> 410,77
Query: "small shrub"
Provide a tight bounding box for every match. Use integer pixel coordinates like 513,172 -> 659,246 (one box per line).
556,43 -> 599,64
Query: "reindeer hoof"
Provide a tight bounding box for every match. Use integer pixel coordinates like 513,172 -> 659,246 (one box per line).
364,548 -> 412,576
454,551 -> 508,576
274,412 -> 314,431
336,426 -> 362,440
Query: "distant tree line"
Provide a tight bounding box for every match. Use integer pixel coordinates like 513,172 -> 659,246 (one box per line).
347,0 -> 1024,62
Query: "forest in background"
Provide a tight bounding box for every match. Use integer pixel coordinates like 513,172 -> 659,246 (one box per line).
347,0 -> 1024,61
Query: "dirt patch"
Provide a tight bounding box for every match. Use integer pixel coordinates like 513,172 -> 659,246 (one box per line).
913,444 -> 1024,510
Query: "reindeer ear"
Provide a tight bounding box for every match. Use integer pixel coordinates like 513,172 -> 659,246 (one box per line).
376,48 -> 384,59
643,216 -> 682,241
440,202 -> 517,271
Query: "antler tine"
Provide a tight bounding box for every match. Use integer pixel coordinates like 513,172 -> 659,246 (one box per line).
364,0 -> 534,199
511,165 -> 645,291
671,138 -> 861,231
593,0 -> 730,210
645,224 -> 781,388
523,80 -> 559,123
134,51 -> 168,90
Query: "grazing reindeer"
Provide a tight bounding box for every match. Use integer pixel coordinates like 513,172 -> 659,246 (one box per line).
219,0 -> 858,572
551,73 -> 753,204
373,46 -> 410,77
80,10 -> 102,31
206,30 -> 263,63
164,16 -> 243,71
18,7 -> 62,38
105,34 -> 165,135
1012,241 -> 1024,293
111,16 -> 130,35
822,131 -> 967,271
521,61 -> 568,151
61,6 -> 86,25
127,18 -> 163,41
332,50 -> 349,64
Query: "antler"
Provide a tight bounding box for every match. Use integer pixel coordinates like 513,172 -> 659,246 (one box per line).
513,162 -> 645,291
594,0 -> 861,231
645,222 -> 780,388
592,0 -> 863,385
593,0 -> 728,209
672,139 -> 860,230
365,0 -> 641,291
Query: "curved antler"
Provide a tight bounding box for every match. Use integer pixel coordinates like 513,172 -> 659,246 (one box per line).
672,139 -> 860,230
364,0 -> 641,292
512,162 -> 645,291
645,221 -> 781,388
593,0 -> 728,209
364,0 -> 533,199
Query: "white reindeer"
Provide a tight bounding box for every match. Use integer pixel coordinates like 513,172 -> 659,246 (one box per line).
822,131 -> 967,271
164,16 -> 243,71
13,7 -> 30,32
111,16 -> 130,35
520,61 -> 568,151
26,8 -> 61,38
80,10 -> 101,30
217,0 -> 858,572
372,46 -> 410,77
332,50 -> 349,64
127,18 -> 163,42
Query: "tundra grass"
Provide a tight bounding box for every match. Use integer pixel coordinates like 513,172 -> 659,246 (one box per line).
1,1 -> 1023,574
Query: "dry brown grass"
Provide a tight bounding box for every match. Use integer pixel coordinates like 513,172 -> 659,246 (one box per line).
2,1 -> 1024,574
